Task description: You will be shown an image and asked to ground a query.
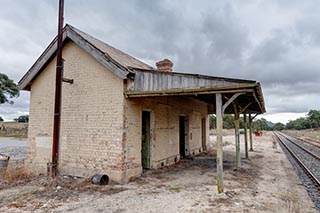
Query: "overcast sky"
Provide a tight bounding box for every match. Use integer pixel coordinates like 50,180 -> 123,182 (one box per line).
1,0 -> 319,123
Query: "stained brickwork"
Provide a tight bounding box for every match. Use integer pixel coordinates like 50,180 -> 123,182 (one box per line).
26,56 -> 56,173
59,42 -> 124,182
26,40 -> 209,183
123,96 -> 209,180
27,41 -> 125,182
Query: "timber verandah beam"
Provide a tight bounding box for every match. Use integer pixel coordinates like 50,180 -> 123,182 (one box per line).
215,92 -> 244,193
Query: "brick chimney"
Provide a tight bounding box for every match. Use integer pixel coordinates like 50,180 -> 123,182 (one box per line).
156,59 -> 173,72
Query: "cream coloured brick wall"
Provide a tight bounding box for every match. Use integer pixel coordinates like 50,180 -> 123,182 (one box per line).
123,95 -> 209,180
59,42 -> 124,182
27,41 -> 125,182
26,56 -> 56,174
26,39 -> 209,183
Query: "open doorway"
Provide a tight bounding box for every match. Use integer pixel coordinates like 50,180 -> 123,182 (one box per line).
201,118 -> 207,151
142,111 -> 151,169
179,115 -> 188,158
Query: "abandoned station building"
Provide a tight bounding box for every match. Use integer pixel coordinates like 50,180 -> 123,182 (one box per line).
19,25 -> 265,183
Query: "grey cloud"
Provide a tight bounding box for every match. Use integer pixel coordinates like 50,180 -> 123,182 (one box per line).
264,92 -> 319,113
201,6 -> 250,60
296,14 -> 320,45
1,0 -> 320,121
250,32 -> 289,63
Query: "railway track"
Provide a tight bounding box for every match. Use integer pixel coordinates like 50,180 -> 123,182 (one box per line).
273,131 -> 320,210
284,131 -> 320,150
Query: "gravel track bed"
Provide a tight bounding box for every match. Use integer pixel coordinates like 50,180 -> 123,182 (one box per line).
276,133 -> 320,210
282,138 -> 320,180
283,133 -> 320,159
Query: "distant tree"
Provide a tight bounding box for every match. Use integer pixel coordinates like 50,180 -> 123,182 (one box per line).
14,115 -> 29,123
223,114 -> 235,129
0,73 -> 19,104
209,114 -> 235,129
0,116 -> 3,122
252,118 -> 269,130
209,115 -> 216,129
307,109 -> 320,128
272,122 -> 285,131
210,114 -> 246,129
286,120 -> 295,130
286,117 -> 310,130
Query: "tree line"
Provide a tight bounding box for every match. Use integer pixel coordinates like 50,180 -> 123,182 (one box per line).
209,109 -> 320,131
209,114 -> 269,130
286,110 -> 320,130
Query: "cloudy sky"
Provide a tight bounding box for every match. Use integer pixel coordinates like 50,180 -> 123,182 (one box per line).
1,0 -> 319,123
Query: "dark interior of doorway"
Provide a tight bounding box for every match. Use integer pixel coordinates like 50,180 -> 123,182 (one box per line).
179,115 -> 186,158
201,118 -> 207,151
142,111 -> 151,169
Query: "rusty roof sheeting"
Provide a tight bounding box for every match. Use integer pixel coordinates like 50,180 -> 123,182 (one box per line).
68,25 -> 154,71
18,24 -> 154,90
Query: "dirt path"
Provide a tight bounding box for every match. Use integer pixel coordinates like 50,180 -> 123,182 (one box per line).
0,132 -> 317,212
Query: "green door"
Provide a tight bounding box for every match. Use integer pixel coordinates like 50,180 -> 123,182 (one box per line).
142,111 -> 151,169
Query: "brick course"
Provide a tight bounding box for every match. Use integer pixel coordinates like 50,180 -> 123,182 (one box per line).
26,40 -> 209,183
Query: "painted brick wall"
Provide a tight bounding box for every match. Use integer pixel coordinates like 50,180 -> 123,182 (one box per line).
26,39 -> 209,183
27,41 -> 125,182
123,95 -> 209,180
26,56 -> 56,173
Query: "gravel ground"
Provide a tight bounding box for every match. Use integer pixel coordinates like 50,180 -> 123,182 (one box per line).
0,132 -> 317,212
0,137 -> 27,160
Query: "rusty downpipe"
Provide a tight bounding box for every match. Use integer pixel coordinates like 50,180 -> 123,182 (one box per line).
52,0 -> 64,178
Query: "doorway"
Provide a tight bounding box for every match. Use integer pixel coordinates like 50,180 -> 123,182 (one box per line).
142,111 -> 151,169
179,115 -> 188,158
201,118 -> 207,151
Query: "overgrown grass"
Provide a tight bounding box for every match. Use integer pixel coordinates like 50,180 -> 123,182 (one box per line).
0,122 -> 27,138
0,168 -> 35,190
5,168 -> 34,184
274,190 -> 304,213
0,132 -> 26,138
286,129 -> 320,142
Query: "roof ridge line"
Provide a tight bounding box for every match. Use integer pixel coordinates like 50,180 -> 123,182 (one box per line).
65,24 -> 154,71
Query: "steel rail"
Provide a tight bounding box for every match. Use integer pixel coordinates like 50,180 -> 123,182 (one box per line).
276,132 -> 320,161
273,132 -> 320,187
284,132 -> 320,150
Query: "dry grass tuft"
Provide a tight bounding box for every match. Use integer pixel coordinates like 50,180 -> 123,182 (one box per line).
278,190 -> 303,213
272,136 -> 277,149
1,168 -> 35,187
168,186 -> 181,192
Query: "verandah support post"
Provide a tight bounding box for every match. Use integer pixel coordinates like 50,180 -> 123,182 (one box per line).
249,113 -> 253,151
216,93 -> 223,193
216,92 -> 243,193
244,113 -> 248,159
233,104 -> 241,168
249,113 -> 258,151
